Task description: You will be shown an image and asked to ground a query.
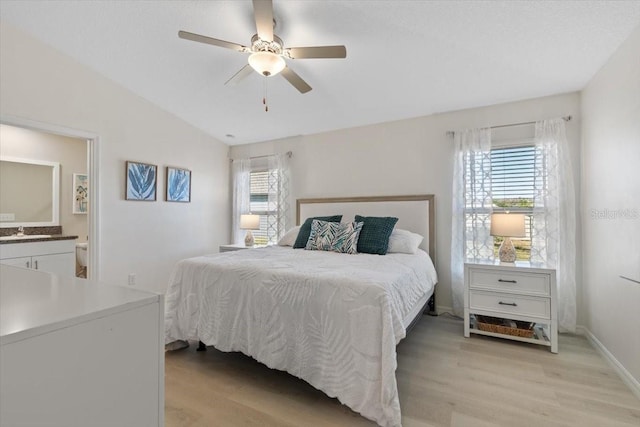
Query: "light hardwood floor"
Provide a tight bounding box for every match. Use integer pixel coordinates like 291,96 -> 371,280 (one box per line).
165,315 -> 639,427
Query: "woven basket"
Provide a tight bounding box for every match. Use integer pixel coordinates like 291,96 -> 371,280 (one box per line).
475,315 -> 535,338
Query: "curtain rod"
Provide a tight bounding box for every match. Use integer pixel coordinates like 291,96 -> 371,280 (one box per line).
230,151 -> 292,162
446,115 -> 572,137
250,151 -> 292,160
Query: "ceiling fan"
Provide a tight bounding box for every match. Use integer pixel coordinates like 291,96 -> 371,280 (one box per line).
178,0 -> 346,94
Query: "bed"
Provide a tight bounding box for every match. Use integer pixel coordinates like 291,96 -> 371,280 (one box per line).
165,195 -> 437,427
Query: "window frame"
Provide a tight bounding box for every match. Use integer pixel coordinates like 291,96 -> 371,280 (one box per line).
461,138 -> 539,262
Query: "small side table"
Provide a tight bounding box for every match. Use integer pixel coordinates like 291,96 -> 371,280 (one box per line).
219,244 -> 263,252
464,262 -> 558,353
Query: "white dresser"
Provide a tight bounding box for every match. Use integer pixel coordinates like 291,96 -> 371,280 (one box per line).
464,262 -> 557,353
0,265 -> 164,426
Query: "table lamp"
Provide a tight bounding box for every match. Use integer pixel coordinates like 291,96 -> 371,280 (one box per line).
490,213 -> 525,263
240,214 -> 260,246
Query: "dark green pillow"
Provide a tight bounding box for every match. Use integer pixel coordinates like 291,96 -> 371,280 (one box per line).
293,215 -> 343,248
355,215 -> 399,255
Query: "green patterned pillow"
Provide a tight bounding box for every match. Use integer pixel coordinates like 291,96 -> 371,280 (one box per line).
293,215 -> 343,248
305,220 -> 364,254
354,215 -> 399,255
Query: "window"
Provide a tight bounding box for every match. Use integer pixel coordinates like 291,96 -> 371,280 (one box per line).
490,145 -> 536,260
249,169 -> 280,245
460,143 -> 537,262
233,153 -> 291,247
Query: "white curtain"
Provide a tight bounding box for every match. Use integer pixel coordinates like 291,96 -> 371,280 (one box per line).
231,158 -> 251,245
267,152 -> 292,241
531,119 -> 576,332
451,128 -> 493,316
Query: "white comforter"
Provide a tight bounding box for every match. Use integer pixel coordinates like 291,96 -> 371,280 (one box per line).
165,246 -> 437,427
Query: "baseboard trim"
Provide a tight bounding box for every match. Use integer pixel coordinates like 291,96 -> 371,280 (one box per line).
576,325 -> 640,399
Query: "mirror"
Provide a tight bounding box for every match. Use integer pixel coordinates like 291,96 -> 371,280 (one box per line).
0,157 -> 60,227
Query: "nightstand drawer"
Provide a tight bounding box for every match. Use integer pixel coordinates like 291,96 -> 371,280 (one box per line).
469,290 -> 550,319
468,269 -> 550,296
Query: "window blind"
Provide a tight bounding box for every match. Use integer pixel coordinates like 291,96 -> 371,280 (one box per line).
491,145 -> 536,212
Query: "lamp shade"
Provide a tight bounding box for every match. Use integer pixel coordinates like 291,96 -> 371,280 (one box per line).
248,51 -> 286,77
240,214 -> 260,230
490,213 -> 525,238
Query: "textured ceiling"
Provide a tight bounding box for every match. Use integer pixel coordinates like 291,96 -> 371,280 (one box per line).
1,1 -> 639,145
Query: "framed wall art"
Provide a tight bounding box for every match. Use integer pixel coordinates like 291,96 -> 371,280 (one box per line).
166,166 -> 191,203
126,161 -> 157,201
72,173 -> 88,214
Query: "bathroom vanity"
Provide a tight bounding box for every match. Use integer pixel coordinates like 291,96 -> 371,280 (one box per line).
0,235 -> 77,277
0,265 -> 164,427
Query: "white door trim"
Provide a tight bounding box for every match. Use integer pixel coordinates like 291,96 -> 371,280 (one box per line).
0,115 -> 101,281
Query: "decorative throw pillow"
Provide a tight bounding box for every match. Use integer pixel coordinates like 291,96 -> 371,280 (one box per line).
305,220 -> 364,254
354,215 -> 399,255
387,229 -> 424,254
293,215 -> 343,248
277,226 -> 301,246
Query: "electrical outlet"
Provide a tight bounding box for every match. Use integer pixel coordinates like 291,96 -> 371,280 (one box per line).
0,213 -> 15,221
128,273 -> 136,286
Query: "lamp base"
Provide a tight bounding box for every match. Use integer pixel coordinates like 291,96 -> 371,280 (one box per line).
244,230 -> 254,247
498,237 -> 517,263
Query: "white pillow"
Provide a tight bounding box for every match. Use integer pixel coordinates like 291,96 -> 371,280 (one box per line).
387,229 -> 424,254
278,226 -> 301,246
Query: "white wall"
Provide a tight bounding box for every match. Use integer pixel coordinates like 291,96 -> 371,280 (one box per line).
0,23 -> 230,294
230,93 -> 582,314
581,26 -> 640,385
0,124 -> 88,240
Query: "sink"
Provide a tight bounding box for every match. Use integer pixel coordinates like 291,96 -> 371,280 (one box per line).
0,234 -> 51,241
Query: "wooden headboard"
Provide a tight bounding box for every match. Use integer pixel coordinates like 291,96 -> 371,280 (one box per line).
296,195 -> 435,262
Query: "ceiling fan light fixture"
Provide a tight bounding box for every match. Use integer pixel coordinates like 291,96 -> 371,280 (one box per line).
248,51 -> 285,77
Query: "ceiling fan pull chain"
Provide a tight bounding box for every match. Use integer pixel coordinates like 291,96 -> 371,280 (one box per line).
263,76 -> 269,112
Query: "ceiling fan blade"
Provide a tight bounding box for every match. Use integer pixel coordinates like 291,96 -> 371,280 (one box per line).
286,45 -> 347,59
225,64 -> 254,86
280,66 -> 312,94
252,0 -> 274,41
178,30 -> 247,52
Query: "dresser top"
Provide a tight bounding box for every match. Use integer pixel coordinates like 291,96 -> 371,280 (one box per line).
0,265 -> 160,346
465,261 -> 556,274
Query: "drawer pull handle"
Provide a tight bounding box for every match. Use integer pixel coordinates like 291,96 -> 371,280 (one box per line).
499,301 -> 517,307
498,279 -> 517,283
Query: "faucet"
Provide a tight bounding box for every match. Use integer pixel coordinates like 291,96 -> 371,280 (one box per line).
16,226 -> 24,237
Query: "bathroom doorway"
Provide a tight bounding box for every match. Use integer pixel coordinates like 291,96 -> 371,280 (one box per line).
0,117 -> 100,280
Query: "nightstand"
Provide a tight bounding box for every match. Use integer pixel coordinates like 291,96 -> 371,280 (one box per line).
464,262 -> 558,353
219,244 -> 267,252
219,244 -> 252,252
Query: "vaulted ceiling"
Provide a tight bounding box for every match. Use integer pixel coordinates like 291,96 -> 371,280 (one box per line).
1,1 -> 639,145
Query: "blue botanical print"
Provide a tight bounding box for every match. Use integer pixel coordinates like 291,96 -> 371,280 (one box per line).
127,162 -> 156,200
167,168 -> 190,202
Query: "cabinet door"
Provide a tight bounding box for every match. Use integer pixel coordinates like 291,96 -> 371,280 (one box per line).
33,253 -> 75,277
0,256 -> 32,269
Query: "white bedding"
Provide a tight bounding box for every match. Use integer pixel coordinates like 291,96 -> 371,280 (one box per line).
165,246 -> 437,427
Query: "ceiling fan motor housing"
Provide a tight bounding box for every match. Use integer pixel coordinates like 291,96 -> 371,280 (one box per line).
249,34 -> 286,76
251,34 -> 284,55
